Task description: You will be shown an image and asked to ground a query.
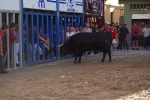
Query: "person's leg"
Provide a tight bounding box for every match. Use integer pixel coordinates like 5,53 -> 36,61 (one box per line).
135,36 -> 139,50
144,37 -> 147,49
16,43 -> 19,64
122,38 -> 125,50
34,43 -> 37,61
125,40 -> 129,50
0,55 -> 8,73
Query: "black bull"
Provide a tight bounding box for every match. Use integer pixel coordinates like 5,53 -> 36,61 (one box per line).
60,32 -> 112,63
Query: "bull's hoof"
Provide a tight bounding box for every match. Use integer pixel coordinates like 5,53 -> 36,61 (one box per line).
78,61 -> 81,63
108,60 -> 111,62
73,61 -> 77,64
101,60 -> 104,62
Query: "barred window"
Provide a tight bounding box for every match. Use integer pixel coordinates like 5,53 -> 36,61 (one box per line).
130,4 -> 150,11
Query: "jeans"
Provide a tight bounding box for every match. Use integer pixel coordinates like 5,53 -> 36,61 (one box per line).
16,43 -> 19,64
144,36 -> 149,49
118,37 -> 125,49
117,37 -> 129,50
0,55 -> 4,71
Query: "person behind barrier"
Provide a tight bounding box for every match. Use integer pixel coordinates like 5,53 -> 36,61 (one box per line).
15,24 -> 20,66
0,25 -> 9,74
79,26 -> 83,32
75,26 -> 80,33
3,23 -> 17,69
28,26 -> 48,61
69,26 -> 76,37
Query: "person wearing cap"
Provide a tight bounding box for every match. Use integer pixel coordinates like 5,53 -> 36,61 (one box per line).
0,25 -> 9,73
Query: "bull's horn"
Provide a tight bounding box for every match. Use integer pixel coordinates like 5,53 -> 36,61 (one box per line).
55,44 -> 63,47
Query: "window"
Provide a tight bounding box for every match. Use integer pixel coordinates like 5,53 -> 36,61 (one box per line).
140,4 -> 143,10
144,4 -> 147,10
133,4 -> 136,10
137,4 -> 139,10
130,4 -> 150,11
130,4 -> 133,10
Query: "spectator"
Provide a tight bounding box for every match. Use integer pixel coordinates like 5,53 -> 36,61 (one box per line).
82,23 -> 93,55
75,26 -> 80,33
82,23 -> 92,32
28,25 -> 48,61
117,24 -> 129,50
69,26 -> 76,37
90,22 -> 96,32
66,27 -> 70,40
3,23 -> 17,69
131,23 -> 140,50
79,26 -> 83,32
142,24 -> 150,50
95,24 -> 99,32
0,25 -> 9,73
15,24 -> 20,66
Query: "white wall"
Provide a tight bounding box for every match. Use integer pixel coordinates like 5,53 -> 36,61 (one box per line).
0,0 -> 20,11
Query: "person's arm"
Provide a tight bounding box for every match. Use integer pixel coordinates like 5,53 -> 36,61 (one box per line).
39,36 -> 48,43
142,28 -> 145,38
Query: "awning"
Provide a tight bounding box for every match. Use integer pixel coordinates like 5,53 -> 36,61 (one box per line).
132,14 -> 150,19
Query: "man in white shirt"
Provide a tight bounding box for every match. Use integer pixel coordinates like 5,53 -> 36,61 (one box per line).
69,26 -> 76,37
82,23 -> 92,33
142,24 -> 150,50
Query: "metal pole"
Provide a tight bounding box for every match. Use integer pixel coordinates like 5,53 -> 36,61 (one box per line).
56,0 -> 60,60
0,13 -> 2,28
82,0 -> 84,27
13,13 -> 16,69
19,0 -> 23,67
6,13 -> 10,69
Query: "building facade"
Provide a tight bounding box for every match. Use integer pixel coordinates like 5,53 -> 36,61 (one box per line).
104,0 -> 124,24
119,0 -> 150,31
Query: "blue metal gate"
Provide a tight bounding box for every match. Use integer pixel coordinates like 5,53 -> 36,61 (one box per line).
23,11 -> 57,66
59,13 -> 83,59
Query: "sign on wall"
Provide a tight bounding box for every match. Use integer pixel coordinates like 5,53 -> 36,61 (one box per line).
23,0 -> 83,13
0,0 -> 20,11
23,0 -> 56,11
59,0 -> 83,13
84,0 -> 103,16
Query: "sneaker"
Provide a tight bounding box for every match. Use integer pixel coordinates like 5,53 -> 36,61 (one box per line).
145,49 -> 147,50
122,49 -> 125,51
1,70 -> 9,74
131,48 -> 135,50
136,48 -> 139,50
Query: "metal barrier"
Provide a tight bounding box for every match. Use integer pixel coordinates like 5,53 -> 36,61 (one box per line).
0,12 -> 22,70
23,12 -> 57,66
59,13 -> 83,59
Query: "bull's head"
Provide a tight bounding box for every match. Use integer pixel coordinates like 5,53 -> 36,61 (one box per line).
59,41 -> 73,56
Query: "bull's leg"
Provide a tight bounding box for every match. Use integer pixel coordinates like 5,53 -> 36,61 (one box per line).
108,48 -> 111,62
101,52 -> 106,62
78,53 -> 82,63
74,56 -> 78,63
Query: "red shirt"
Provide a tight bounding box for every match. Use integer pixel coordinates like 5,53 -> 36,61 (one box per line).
3,29 -> 16,49
132,27 -> 139,36
110,29 -> 116,39
0,30 -> 3,40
